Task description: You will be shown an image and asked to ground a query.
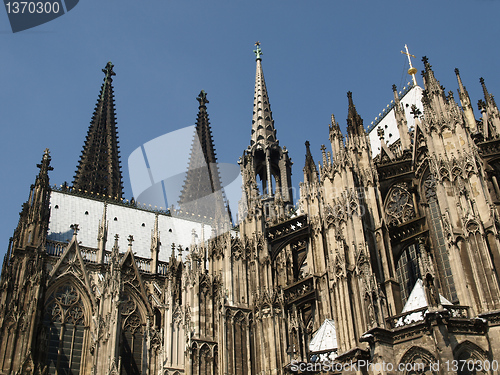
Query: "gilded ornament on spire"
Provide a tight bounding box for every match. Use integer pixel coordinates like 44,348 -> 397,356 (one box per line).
254,41 -> 263,60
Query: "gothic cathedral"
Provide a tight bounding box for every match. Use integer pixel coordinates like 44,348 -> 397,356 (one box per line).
1,45 -> 499,375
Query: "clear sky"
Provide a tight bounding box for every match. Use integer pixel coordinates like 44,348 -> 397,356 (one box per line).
2,0 -> 500,260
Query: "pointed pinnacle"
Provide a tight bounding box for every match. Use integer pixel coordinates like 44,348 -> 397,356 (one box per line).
480,77 -> 498,108
455,68 -> 466,92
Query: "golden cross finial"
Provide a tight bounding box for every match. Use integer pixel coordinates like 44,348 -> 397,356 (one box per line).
401,44 -> 418,86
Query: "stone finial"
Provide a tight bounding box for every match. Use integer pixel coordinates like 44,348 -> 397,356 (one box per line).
254,41 -> 263,60
102,61 -> 116,82
70,224 -> 80,236
127,235 -> 134,248
197,90 -> 209,107
410,104 -> 422,118
320,144 -> 327,165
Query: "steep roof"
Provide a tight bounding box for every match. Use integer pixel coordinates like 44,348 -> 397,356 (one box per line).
402,278 -> 451,313
309,319 -> 337,352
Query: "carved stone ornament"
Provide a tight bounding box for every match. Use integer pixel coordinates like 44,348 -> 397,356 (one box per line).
423,174 -> 437,203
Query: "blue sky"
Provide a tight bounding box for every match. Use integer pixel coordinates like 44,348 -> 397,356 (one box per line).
2,0 -> 500,259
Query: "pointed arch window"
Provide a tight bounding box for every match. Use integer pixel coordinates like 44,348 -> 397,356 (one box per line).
396,244 -> 422,305
43,284 -> 87,375
423,173 -> 457,302
120,294 -> 144,375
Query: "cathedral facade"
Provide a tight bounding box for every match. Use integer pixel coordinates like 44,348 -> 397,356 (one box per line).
1,46 -> 500,375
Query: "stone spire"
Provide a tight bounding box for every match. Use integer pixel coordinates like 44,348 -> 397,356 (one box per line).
455,69 -> 477,132
251,42 -> 277,147
73,62 -> 123,199
239,43 -> 293,221
178,91 -> 230,226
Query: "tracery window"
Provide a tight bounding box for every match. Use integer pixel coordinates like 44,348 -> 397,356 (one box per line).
423,174 -> 457,302
120,294 -> 144,375
385,183 -> 416,226
396,244 -> 422,306
43,284 -> 86,375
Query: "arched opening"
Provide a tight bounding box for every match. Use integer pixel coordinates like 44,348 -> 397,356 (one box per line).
399,346 -> 438,375
454,341 -> 490,375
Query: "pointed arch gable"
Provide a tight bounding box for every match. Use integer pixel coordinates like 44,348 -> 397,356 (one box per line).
121,284 -> 150,326
120,248 -> 153,316
48,236 -> 96,306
